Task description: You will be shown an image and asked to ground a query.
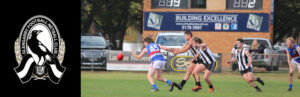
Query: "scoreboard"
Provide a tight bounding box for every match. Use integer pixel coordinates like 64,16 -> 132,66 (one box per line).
226,0 -> 263,10
151,0 -> 188,8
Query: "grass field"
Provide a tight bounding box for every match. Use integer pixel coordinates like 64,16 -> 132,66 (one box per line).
82,71 -> 300,97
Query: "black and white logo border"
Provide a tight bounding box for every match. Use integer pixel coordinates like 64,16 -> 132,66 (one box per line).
14,15 -> 66,84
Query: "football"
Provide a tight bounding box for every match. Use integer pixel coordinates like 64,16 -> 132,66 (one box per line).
117,53 -> 124,61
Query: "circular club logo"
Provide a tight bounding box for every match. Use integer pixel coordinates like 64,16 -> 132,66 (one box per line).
14,15 -> 66,84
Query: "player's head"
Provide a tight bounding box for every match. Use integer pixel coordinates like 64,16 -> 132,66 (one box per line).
143,37 -> 154,46
184,31 -> 193,41
236,38 -> 244,48
286,37 -> 294,48
192,37 -> 203,45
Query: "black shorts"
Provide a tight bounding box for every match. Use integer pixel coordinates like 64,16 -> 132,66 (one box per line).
203,62 -> 216,72
239,67 -> 253,76
192,59 -> 203,64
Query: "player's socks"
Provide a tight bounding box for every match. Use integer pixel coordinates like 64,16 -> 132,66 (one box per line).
208,84 -> 214,93
151,84 -> 159,92
254,86 -> 262,92
180,80 -> 186,87
289,84 -> 292,89
152,84 -> 158,90
166,80 -> 171,85
209,84 -> 213,89
172,80 -> 185,91
257,77 -> 264,86
196,82 -> 201,86
171,82 -> 182,90
288,84 -> 292,91
192,82 -> 202,91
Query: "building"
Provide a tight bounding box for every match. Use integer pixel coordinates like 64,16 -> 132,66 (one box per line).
143,0 -> 273,71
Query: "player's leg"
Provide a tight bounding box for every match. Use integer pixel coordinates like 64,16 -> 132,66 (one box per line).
155,68 -> 171,85
298,68 -> 300,79
204,62 -> 216,93
243,73 -> 255,87
147,67 -> 156,85
288,72 -> 293,91
184,61 -> 196,80
242,73 -> 254,87
154,68 -> 173,92
170,61 -> 197,91
191,64 -> 205,91
204,69 -> 214,93
148,67 -> 158,91
180,61 -> 196,88
243,72 -> 261,92
155,69 -> 164,81
153,61 -> 171,85
247,71 -> 264,86
288,62 -> 295,91
170,61 -> 196,91
152,60 -> 173,92
192,64 -> 203,83
297,63 -> 300,79
294,62 -> 300,91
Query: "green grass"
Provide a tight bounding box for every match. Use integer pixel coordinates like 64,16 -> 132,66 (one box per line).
82,71 -> 300,97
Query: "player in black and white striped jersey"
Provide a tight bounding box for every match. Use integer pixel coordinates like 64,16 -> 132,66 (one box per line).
190,37 -> 216,93
227,38 -> 265,92
168,31 -> 202,91
189,45 -> 202,65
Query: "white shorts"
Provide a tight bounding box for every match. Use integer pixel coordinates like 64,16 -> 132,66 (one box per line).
150,60 -> 166,70
291,59 -> 300,68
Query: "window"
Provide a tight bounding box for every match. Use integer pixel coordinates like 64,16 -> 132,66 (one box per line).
156,35 -> 186,46
190,0 -> 206,8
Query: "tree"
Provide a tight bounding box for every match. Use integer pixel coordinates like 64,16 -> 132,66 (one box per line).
274,0 -> 300,44
81,0 -> 143,49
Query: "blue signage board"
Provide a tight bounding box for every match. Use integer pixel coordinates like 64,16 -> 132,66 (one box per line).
144,12 -> 269,32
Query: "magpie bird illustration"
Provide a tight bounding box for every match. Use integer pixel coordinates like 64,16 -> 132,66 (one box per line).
15,30 -> 65,84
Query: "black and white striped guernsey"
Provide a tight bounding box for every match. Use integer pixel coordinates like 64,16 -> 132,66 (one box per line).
189,46 -> 201,61
235,47 -> 252,71
198,47 -> 216,65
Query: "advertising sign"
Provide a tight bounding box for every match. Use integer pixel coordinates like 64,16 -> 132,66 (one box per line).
144,12 -> 269,32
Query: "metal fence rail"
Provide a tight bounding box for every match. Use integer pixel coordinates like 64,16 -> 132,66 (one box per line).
81,50 -> 292,72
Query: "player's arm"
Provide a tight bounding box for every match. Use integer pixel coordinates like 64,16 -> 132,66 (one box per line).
173,42 -> 192,55
158,44 -> 174,52
190,53 -> 199,62
163,42 -> 189,53
194,43 -> 207,48
226,58 -> 237,64
286,49 -> 293,72
194,43 -> 208,50
200,43 -> 207,48
297,47 -> 300,57
131,48 -> 147,59
244,49 -> 252,67
227,51 -> 237,64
